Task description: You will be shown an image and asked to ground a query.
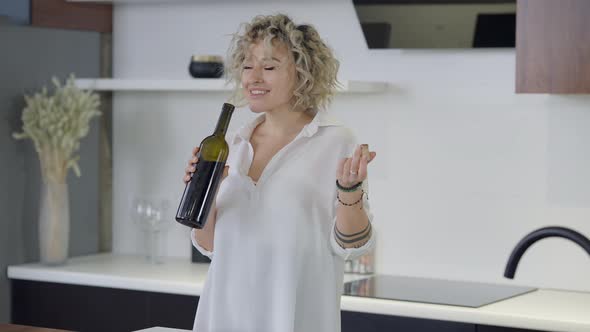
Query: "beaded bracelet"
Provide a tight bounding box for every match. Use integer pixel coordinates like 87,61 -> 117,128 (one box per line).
336,180 -> 363,192
337,190 -> 364,208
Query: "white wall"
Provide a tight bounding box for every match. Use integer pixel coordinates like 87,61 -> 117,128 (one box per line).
111,0 -> 590,292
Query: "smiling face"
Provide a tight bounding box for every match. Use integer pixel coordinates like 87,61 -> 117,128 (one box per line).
241,40 -> 298,114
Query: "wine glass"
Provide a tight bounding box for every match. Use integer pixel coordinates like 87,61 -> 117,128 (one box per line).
131,197 -> 170,264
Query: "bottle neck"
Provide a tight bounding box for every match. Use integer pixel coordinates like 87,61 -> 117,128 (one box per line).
213,103 -> 235,136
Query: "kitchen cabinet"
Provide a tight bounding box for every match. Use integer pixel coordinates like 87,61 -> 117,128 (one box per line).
11,280 -> 197,332
341,311 -> 543,332
516,0 -> 590,93
341,310 -> 474,332
31,0 -> 112,33
12,280 -> 547,332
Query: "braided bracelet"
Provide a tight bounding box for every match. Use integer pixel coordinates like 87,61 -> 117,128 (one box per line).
336,180 -> 363,192
337,190 -> 364,208
334,222 -> 372,247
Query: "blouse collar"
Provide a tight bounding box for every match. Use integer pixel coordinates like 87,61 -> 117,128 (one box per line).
233,110 -> 342,144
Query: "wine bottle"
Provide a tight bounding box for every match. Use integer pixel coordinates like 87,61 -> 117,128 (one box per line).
175,103 -> 235,229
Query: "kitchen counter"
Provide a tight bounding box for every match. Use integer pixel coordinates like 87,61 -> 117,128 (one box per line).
7,253 -> 590,332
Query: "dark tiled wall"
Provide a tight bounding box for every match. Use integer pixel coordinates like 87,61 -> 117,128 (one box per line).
0,25 -> 102,323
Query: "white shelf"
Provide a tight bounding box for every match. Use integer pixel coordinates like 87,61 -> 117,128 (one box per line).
74,78 -> 389,93
67,0 -> 262,3
66,0 -> 177,2
66,0 -> 178,2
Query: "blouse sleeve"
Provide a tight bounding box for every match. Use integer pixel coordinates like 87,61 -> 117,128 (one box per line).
191,228 -> 214,259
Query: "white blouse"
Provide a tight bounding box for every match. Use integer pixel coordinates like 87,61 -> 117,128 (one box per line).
191,110 -> 375,332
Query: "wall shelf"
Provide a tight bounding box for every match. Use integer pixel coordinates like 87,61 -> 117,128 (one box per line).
66,0 -> 275,3
74,78 -> 389,93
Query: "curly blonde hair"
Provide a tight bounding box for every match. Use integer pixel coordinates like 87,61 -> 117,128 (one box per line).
226,14 -> 340,112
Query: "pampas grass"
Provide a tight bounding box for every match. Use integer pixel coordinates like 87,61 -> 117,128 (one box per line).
13,74 -> 101,183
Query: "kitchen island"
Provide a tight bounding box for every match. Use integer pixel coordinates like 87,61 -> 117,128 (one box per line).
7,253 -> 590,332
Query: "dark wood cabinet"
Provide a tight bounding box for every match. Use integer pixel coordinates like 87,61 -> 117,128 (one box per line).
11,280 -> 198,332
341,311 -> 546,332
31,0 -> 113,33
147,292 -> 198,330
341,310 -> 475,332
11,280 -> 548,332
516,0 -> 590,93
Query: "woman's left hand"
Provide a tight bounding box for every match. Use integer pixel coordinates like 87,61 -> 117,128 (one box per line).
337,144 -> 377,187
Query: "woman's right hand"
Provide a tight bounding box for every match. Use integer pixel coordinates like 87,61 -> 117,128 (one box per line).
183,146 -> 230,184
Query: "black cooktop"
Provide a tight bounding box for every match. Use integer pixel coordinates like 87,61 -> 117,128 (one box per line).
343,275 -> 536,308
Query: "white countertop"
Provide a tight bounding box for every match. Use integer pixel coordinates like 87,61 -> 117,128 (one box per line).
7,253 -> 590,332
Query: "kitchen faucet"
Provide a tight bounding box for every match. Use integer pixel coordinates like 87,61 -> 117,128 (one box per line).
504,226 -> 590,279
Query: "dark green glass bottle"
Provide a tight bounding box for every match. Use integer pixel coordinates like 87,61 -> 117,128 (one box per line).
175,103 -> 235,229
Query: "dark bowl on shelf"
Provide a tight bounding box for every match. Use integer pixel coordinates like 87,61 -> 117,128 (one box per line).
189,55 -> 224,78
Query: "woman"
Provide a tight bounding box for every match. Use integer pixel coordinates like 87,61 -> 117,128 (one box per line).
183,14 -> 377,332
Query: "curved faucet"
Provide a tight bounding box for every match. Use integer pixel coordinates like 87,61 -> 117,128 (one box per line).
504,226 -> 590,279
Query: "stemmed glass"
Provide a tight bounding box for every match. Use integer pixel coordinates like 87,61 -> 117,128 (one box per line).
131,198 -> 170,264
